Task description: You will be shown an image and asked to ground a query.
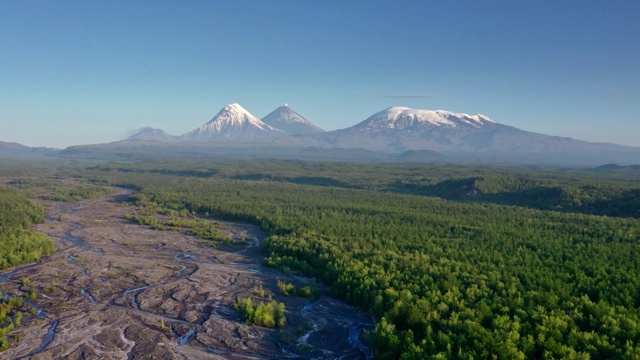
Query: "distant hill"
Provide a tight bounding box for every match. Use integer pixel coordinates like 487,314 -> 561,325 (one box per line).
0,141 -> 31,152
395,149 -> 446,162
0,141 -> 57,156
128,127 -> 178,142
586,164 -> 640,173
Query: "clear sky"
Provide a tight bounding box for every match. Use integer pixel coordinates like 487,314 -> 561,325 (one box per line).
1,0 -> 639,148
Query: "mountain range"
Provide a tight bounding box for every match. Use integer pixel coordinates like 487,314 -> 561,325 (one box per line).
120,103 -> 640,165
3,103 -> 640,166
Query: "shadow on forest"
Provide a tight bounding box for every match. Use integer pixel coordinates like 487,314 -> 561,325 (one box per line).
388,178 -> 640,219
231,174 -> 356,189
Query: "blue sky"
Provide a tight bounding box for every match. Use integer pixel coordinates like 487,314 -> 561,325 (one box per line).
1,0 -> 639,148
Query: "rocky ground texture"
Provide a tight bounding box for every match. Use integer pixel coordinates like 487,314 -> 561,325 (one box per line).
0,188 -> 373,359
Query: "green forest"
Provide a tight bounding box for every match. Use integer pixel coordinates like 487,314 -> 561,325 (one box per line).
80,159 -> 640,359
0,187 -> 55,270
0,187 -> 52,350
2,158 -> 640,358
90,159 -> 640,219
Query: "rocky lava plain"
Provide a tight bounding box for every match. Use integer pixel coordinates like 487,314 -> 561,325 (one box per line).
0,187 -> 372,359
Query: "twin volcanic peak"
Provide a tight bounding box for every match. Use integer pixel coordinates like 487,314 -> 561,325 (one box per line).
129,103 -> 324,142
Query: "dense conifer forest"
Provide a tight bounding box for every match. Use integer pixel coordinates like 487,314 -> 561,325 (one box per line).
79,159 -> 640,358
0,187 -> 54,270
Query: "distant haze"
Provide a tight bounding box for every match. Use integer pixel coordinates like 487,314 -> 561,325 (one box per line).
0,1 -> 638,148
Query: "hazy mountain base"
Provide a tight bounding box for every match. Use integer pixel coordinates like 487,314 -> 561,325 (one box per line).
318,125 -> 640,165
57,141 -> 400,163
52,135 -> 640,166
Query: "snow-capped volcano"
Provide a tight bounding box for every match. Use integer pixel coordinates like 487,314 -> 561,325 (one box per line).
355,107 -> 495,132
323,106 -> 505,153
181,103 -> 284,141
261,105 -> 325,135
320,106 -> 640,164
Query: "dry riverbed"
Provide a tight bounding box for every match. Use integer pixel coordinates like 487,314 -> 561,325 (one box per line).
0,188 -> 373,359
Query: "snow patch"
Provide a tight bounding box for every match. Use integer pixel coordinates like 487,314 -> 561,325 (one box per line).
360,107 -> 496,131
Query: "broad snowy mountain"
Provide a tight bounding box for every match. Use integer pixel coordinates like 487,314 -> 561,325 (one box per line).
128,127 -> 178,142
322,107 -> 501,152
353,107 -> 496,132
261,105 -> 325,135
321,106 -> 640,164
181,103 -> 284,141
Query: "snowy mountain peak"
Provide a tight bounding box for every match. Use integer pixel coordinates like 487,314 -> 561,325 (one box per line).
270,106 -> 305,124
359,107 -> 496,131
203,103 -> 272,130
214,103 -> 260,122
181,103 -> 284,141
223,103 -> 245,112
261,105 -> 325,135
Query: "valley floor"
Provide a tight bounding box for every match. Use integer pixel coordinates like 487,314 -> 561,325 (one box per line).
0,188 -> 372,359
